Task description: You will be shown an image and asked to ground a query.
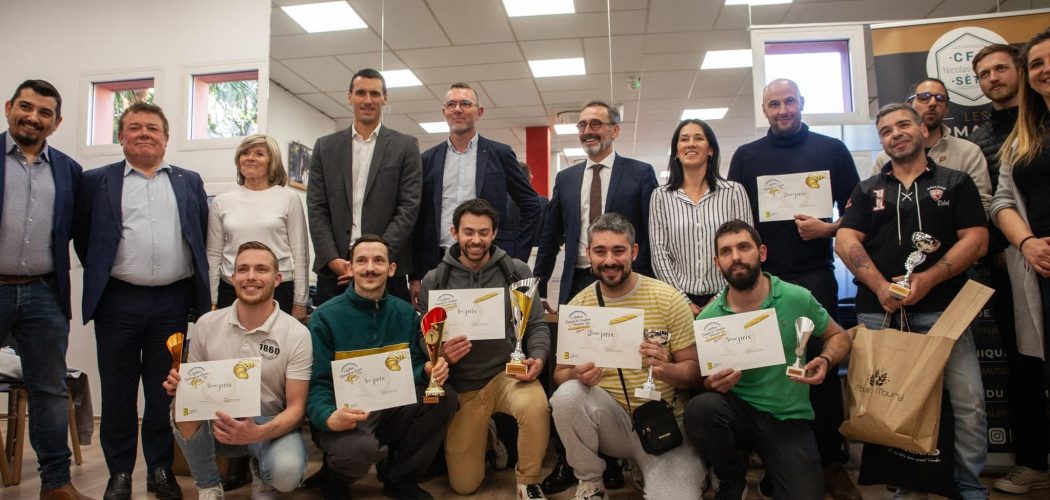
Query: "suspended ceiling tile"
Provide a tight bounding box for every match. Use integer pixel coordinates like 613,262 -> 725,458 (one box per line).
397,42 -> 523,69
269,59 -> 318,94
348,0 -> 451,50
281,56 -> 354,93
480,79 -> 542,107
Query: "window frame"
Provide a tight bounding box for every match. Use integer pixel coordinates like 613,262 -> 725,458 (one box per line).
178,60 -> 268,151
77,68 -> 163,158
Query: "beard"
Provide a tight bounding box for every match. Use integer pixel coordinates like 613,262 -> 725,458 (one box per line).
593,262 -> 631,289
723,262 -> 761,291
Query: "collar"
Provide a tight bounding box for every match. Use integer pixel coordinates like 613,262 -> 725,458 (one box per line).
446,132 -> 479,153
345,283 -> 387,309
878,156 -> 937,180
766,123 -> 809,147
710,272 -> 782,313
989,106 -> 1019,126
123,161 -> 171,176
586,150 -> 617,169
225,300 -> 282,335
5,134 -> 51,163
352,123 -> 382,141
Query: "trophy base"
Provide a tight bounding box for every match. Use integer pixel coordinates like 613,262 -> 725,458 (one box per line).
505,362 -> 528,376
786,365 -> 807,378
634,388 -> 662,401
423,389 -> 444,404
888,283 -> 911,300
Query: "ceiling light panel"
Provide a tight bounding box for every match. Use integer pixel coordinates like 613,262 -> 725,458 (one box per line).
680,108 -> 729,120
281,2 -> 367,33
701,49 -> 753,69
528,58 -> 586,78
503,0 -> 575,17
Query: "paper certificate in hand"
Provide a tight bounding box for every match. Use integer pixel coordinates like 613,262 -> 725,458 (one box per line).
429,288 -> 505,340
694,308 -> 786,376
756,170 -> 833,222
331,344 -> 417,413
175,357 -> 262,422
557,305 -> 644,369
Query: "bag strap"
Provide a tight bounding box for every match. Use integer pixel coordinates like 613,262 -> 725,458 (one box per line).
595,282 -> 635,414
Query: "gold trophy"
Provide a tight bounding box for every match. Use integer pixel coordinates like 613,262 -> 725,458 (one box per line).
786,317 -> 814,378
888,232 -> 942,300
506,277 -> 540,376
634,329 -> 670,401
421,307 -> 447,403
166,332 -> 187,371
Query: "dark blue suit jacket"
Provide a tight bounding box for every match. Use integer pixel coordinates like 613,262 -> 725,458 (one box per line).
73,161 -> 209,323
412,135 -> 541,279
0,132 -> 82,319
534,155 -> 658,305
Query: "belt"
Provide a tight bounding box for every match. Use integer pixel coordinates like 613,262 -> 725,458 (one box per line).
0,273 -> 54,285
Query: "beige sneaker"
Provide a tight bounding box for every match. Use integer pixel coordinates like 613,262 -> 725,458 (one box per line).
994,466 -> 1050,494
198,485 -> 225,500
571,480 -> 607,500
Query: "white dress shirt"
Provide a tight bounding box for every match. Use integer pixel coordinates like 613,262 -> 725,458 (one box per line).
351,123 -> 381,241
576,150 -> 616,268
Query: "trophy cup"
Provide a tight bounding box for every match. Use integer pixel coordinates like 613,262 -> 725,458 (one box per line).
421,307 -> 447,403
634,329 -> 670,401
506,277 -> 540,376
166,332 -> 187,371
786,317 -> 814,378
888,232 -> 942,300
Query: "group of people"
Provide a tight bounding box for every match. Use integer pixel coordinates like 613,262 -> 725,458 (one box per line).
2,27 -> 1050,500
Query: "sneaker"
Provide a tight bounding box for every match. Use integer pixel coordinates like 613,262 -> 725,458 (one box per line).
251,472 -> 277,500
198,486 -> 225,500
823,462 -> 862,500
487,417 -> 510,470
570,480 -> 607,500
994,466 -> 1050,494
382,482 -> 434,500
517,483 -> 547,499
714,477 -> 747,500
891,489 -> 929,500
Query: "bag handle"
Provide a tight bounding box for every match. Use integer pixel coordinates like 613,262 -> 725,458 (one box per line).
877,307 -> 911,333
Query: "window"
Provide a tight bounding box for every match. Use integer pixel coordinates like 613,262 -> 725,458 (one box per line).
90,79 -> 155,145
189,70 -> 259,140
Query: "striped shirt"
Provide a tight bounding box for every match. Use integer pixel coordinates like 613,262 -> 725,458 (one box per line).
649,179 -> 753,297
568,275 -> 696,418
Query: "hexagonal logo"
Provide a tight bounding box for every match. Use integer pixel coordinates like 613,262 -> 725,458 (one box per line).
925,27 -> 1007,106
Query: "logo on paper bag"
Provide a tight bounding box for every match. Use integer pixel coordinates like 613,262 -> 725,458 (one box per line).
868,368 -> 888,387
854,367 -> 903,401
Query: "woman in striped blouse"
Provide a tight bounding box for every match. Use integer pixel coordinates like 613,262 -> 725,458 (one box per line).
649,119 -> 754,315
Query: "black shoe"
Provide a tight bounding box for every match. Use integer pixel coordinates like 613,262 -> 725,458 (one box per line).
603,457 -> 625,490
321,461 -> 352,500
103,473 -> 132,500
758,473 -> 774,499
540,458 -> 575,494
382,482 -> 434,500
146,467 -> 183,500
715,477 -> 748,500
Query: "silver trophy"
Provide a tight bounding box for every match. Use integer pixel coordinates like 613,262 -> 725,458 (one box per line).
888,232 -> 942,300
634,329 -> 670,401
786,317 -> 815,378
506,277 -> 540,375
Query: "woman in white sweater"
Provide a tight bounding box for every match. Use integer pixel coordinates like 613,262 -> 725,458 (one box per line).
207,134 -> 310,320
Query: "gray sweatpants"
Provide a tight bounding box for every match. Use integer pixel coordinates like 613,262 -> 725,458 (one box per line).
550,380 -> 706,499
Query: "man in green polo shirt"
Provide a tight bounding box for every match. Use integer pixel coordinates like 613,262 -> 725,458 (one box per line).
684,220 -> 851,499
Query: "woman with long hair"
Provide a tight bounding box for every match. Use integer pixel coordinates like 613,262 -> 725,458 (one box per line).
649,119 -> 753,315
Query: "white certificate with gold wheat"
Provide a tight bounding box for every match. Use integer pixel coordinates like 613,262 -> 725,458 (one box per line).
175,357 -> 262,422
332,344 -> 416,412
556,305 -> 644,369
694,308 -> 786,376
756,170 -> 833,222
429,288 -> 505,340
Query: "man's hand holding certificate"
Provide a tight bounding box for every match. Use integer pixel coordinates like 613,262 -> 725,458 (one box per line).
694,308 -> 786,375
557,305 -> 644,369
429,288 -> 505,340
332,345 -> 417,412
756,170 -> 833,222
175,357 -> 262,422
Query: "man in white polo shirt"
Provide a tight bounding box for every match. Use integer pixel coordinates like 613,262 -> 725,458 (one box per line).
163,241 -> 313,500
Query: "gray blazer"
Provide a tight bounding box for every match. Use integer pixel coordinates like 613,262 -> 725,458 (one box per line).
307,125 -> 422,278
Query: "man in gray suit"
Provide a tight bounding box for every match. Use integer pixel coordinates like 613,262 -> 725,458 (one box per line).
307,68 -> 422,306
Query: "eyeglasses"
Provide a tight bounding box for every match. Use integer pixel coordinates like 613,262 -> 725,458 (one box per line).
443,100 -> 476,111
576,120 -> 615,132
906,92 -> 948,104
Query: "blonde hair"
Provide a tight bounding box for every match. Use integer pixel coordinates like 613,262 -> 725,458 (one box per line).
1000,28 -> 1050,168
235,134 -> 287,187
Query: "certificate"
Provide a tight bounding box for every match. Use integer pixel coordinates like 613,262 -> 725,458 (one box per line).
756,170 -> 833,222
429,288 -> 506,341
332,344 -> 417,412
695,308 -> 787,375
556,305 -> 644,369
175,357 -> 262,422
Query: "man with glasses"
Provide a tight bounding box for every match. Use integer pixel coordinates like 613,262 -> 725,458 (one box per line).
410,83 -> 541,308
870,78 -> 991,213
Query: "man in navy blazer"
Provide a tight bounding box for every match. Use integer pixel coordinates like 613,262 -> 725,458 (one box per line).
1,80 -> 90,500
74,103 -> 207,500
410,83 -> 541,305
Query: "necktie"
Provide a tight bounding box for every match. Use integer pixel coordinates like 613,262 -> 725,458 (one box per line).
589,164 -> 604,225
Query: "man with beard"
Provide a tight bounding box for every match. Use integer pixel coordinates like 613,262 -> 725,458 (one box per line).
970,43 -> 1050,494
685,219 -> 850,500
163,242 -> 312,500
418,199 -> 550,498
871,78 -> 991,213
837,103 -> 989,500
549,213 -> 705,500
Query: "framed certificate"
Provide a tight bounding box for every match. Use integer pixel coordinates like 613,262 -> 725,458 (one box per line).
556,305 -> 644,369
175,357 -> 262,422
332,344 -> 417,412
694,308 -> 787,375
756,170 -> 833,222
429,288 -> 506,341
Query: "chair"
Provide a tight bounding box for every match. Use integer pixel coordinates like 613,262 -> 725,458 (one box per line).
0,380 -> 82,486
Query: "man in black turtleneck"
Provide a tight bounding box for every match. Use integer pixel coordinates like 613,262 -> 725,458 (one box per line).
727,78 -> 861,500
971,43 -> 1050,495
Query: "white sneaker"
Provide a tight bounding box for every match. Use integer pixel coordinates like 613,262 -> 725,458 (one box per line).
250,463 -> 278,500
891,489 -> 929,500
517,483 -> 547,499
198,485 -> 224,500
994,466 -> 1050,494
571,480 -> 607,500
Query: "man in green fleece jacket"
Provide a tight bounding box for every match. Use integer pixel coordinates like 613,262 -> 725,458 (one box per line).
307,235 -> 456,500
419,199 -> 551,499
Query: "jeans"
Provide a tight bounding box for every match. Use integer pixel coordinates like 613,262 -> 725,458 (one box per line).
857,311 -> 988,500
172,416 -> 306,492
684,391 -> 823,499
0,278 -> 72,489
